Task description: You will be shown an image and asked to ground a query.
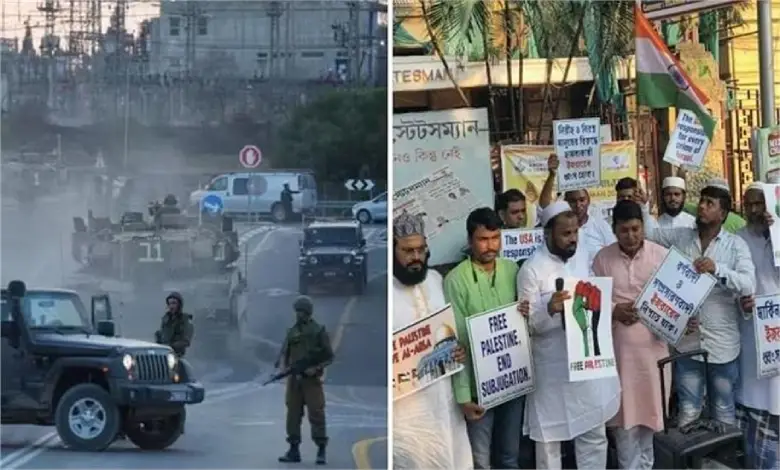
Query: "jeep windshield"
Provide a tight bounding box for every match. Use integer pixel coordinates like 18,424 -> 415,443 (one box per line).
303,228 -> 357,247
2,292 -> 92,333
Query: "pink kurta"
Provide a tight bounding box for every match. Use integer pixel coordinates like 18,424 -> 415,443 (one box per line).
592,241 -> 671,432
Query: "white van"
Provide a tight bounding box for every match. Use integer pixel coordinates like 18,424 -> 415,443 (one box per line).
189,171 -> 318,222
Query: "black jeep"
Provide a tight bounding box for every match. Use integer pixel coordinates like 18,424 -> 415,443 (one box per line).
298,221 -> 368,295
1,280 -> 205,452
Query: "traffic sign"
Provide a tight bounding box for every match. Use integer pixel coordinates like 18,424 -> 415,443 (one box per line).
239,145 -> 262,168
345,179 -> 375,191
201,194 -> 224,214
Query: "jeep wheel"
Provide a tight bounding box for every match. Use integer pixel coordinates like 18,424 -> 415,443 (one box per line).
271,203 -> 287,223
125,409 -> 186,450
55,383 -> 120,451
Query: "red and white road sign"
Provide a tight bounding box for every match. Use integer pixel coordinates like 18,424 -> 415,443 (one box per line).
239,145 -> 262,168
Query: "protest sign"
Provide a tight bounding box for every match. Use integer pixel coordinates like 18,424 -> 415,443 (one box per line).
500,229 -> 544,263
466,303 -> 534,409
393,108 -> 493,266
762,184 -> 780,267
634,247 -> 717,345
663,109 -> 710,169
562,277 -> 617,382
753,294 -> 780,379
392,304 -> 464,401
553,118 -> 602,192
751,126 -> 780,182
501,141 -> 637,225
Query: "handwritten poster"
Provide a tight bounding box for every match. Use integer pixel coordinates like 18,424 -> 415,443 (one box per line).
392,304 -> 464,401
753,294 -> 780,379
501,142 -> 637,226
553,118 -> 602,192
751,126 -> 780,183
562,277 -> 617,382
762,184 -> 780,267
634,248 -> 717,345
466,303 -> 535,409
500,229 -> 544,263
663,109 -> 710,169
393,108 -> 493,266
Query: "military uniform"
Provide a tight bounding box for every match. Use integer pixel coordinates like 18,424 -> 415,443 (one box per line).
278,296 -> 334,465
155,292 -> 194,357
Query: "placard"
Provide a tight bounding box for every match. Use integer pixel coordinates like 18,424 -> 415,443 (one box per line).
392,304 -> 464,401
634,248 -> 717,345
553,118 -> 602,192
753,294 -> 780,379
500,229 -> 544,263
663,109 -> 710,169
466,303 -> 535,409
562,277 -> 618,382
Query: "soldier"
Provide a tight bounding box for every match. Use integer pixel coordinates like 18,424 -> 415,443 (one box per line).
275,296 -> 334,465
154,292 -> 194,357
279,182 -> 299,221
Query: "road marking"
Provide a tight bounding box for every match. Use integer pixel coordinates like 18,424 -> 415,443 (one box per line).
0,432 -> 58,469
352,436 -> 387,470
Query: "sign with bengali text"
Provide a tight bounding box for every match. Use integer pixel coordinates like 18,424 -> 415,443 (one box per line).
553,118 -> 602,192
753,294 -> 780,379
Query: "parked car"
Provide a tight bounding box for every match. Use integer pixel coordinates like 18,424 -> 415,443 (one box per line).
351,192 -> 387,224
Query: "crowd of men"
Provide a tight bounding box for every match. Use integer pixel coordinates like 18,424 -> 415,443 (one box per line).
393,154 -> 779,470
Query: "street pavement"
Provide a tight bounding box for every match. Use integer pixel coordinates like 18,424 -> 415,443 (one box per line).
1,193 -> 388,469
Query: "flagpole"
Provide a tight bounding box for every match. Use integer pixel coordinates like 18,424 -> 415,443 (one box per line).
758,0 -> 775,129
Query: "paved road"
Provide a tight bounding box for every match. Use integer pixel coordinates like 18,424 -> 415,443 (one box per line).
1,193 -> 388,469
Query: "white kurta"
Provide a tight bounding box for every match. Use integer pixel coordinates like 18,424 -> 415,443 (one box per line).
657,211 -> 696,229
579,213 -> 617,274
517,244 -> 621,443
393,271 -> 473,470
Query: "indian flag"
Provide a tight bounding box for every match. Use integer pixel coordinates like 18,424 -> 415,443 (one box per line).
635,5 -> 716,140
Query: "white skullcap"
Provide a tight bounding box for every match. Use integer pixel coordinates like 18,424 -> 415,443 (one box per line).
662,176 -> 686,191
540,200 -> 573,227
745,181 -> 765,192
704,177 -> 730,193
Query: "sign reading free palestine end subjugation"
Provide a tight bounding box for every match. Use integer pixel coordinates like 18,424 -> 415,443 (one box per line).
663,109 -> 710,169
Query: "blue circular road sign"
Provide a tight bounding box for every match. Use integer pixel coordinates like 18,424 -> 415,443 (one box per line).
201,194 -> 224,214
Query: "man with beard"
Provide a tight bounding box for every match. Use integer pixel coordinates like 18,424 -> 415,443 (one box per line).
644,178 -> 755,427
392,211 -> 473,470
443,207 -> 525,469
657,176 -> 696,229
734,182 -> 780,470
592,200 -> 670,469
517,200 -> 620,469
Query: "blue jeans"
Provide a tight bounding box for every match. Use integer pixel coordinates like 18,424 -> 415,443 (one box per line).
467,397 -> 524,469
674,356 -> 739,427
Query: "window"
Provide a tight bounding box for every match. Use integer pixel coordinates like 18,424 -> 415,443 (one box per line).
197,16 -> 208,36
169,17 -> 181,36
248,176 -> 268,195
301,51 -> 325,58
304,228 -> 358,247
207,176 -> 228,191
25,293 -> 88,328
374,192 -> 387,203
233,178 -> 248,195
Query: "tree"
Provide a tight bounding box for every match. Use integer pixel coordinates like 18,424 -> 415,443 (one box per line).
274,88 -> 387,183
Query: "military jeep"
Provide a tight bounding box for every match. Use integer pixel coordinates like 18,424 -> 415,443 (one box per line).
0,280 -> 205,452
298,220 -> 368,295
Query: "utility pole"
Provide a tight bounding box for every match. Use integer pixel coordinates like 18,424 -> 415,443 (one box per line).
758,0 -> 775,128
267,1 -> 282,79
347,1 -> 360,84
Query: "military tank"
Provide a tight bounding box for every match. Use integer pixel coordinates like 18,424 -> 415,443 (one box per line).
71,195 -> 240,284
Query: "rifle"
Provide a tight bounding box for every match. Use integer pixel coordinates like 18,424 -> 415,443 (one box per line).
263,351 -> 329,386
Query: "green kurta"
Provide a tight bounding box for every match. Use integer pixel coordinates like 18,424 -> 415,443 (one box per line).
443,258 -> 519,405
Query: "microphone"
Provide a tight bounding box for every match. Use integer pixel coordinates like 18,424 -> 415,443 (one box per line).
555,278 -> 564,293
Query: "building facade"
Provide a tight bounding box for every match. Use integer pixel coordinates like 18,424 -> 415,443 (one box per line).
147,0 -> 387,83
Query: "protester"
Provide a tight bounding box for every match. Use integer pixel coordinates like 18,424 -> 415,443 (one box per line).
657,176 -> 696,229
443,207 -> 526,469
591,200 -> 670,469
495,189 -> 528,229
614,177 -> 641,203
392,211 -> 473,470
516,200 -> 621,469
734,182 -> 780,470
643,178 -> 755,427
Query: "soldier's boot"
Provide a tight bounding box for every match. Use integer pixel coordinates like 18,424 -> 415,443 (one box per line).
316,445 -> 326,465
278,444 -> 301,463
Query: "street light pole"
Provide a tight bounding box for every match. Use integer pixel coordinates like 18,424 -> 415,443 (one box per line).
758,0 -> 775,128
